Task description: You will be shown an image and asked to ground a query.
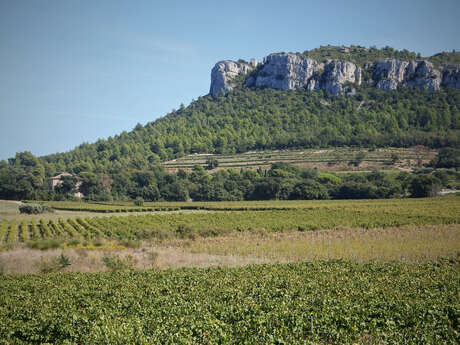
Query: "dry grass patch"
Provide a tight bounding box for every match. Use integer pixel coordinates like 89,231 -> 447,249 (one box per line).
0,246 -> 266,274
186,224 -> 460,262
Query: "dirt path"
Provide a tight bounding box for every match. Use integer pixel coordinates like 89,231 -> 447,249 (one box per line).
0,200 -> 22,205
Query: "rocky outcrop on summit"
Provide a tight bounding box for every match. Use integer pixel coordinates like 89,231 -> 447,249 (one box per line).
244,54 -> 361,95
246,53 -> 321,91
210,60 -> 255,95
209,51 -> 460,96
374,59 -> 441,91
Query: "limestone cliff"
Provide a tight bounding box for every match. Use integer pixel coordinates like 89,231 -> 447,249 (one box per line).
209,50 -> 460,96
209,60 -> 255,95
374,59 -> 441,91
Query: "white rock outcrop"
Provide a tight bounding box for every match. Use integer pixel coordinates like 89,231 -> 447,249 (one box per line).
374,59 -> 441,91
321,60 -> 361,94
210,60 -> 254,95
250,53 -> 321,91
209,52 -> 460,96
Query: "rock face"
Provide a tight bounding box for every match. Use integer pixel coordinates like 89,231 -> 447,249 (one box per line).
248,53 -> 321,91
210,60 -> 254,95
209,52 -> 460,96
321,60 -> 361,94
374,59 -> 441,91
442,65 -> 460,89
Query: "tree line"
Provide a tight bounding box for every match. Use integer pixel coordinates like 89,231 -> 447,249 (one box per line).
1,151 -> 457,202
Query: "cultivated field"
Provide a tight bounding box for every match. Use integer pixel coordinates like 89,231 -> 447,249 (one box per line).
0,261 -> 458,344
1,197 -> 459,251
163,147 -> 437,172
1,196 -> 459,344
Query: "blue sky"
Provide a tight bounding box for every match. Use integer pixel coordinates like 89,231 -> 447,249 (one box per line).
1,0 -> 459,160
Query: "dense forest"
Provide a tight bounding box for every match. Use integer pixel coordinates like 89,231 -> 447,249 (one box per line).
6,86 -> 460,178
1,46 -> 459,201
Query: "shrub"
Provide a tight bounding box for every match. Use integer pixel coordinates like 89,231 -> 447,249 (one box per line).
19,203 -> 53,214
134,197 -> 144,206
102,254 -> 136,271
176,224 -> 196,240
38,254 -> 71,273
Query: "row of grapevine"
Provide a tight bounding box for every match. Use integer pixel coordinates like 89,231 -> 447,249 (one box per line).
18,220 -> 28,242
5,220 -> 17,245
0,260 -> 458,344
0,218 -> 104,247
48,219 -> 65,237
58,218 -> 80,238
0,220 -> 7,243
39,219 -> 53,238
30,220 -> 41,240
0,196 -> 459,247
75,217 -> 104,238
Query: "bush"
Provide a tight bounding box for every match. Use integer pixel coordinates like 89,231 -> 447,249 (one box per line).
19,203 -> 53,214
176,224 -> 197,240
134,197 -> 144,206
102,254 -> 136,271
38,254 -> 71,273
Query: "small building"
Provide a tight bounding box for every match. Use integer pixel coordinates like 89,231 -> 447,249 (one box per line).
50,173 -> 73,191
50,173 -> 84,198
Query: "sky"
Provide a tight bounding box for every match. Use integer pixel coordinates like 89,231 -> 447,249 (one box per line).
0,0 -> 459,160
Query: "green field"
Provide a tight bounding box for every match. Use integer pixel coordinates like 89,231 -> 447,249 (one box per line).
1,196 -> 459,344
1,261 -> 458,344
1,197 -> 459,249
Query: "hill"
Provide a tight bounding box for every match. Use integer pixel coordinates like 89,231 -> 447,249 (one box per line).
1,46 -> 459,201
37,86 -> 459,176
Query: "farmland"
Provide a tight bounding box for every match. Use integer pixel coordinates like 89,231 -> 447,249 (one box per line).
1,196 -> 459,344
0,261 -> 458,344
0,197 -> 459,249
163,147 -> 437,172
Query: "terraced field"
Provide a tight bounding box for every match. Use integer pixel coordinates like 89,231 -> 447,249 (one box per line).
163,147 -> 437,172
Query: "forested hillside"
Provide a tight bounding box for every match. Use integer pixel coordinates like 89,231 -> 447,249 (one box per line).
23,87 -> 460,176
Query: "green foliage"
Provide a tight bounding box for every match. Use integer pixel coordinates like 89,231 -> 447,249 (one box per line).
0,197 -> 458,248
102,254 -> 135,271
206,158 -> 219,170
18,203 -> 53,214
134,197 -> 144,206
38,253 -> 71,273
26,239 -> 61,250
1,86 -> 458,194
299,45 -> 460,67
0,261 -> 458,343
410,174 -> 442,197
435,148 -> 460,168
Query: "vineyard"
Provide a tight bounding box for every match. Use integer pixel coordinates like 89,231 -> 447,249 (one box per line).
0,261 -> 458,344
1,197 -> 459,248
163,147 -> 437,172
1,197 -> 459,344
